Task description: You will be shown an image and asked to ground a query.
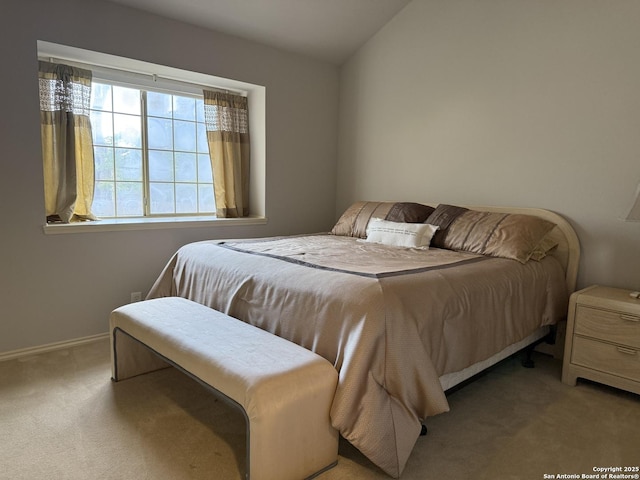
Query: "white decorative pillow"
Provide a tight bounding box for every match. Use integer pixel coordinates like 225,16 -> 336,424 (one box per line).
365,218 -> 439,249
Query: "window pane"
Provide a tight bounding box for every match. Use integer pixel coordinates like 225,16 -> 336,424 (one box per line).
196,98 -> 205,123
176,183 -> 197,213
90,111 -> 113,146
175,152 -> 197,182
196,122 -> 208,152
149,182 -> 175,214
116,182 -> 143,216
173,96 -> 195,121
93,181 -> 115,217
197,154 -> 212,182
174,120 -> 196,152
147,117 -> 173,150
115,148 -> 142,181
148,150 -> 174,182
94,147 -> 114,181
113,113 -> 141,148
91,83 -> 112,112
147,91 -> 172,118
112,86 -> 140,115
198,184 -> 215,212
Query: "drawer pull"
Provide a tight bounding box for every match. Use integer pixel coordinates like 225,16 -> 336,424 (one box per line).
616,346 -> 637,355
620,314 -> 639,323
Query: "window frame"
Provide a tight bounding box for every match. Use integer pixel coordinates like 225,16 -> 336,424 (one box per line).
37,41 -> 267,235
90,81 -> 216,219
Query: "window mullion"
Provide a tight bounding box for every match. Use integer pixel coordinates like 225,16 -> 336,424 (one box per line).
140,90 -> 150,216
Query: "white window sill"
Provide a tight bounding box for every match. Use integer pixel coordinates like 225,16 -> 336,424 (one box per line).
43,215 -> 268,234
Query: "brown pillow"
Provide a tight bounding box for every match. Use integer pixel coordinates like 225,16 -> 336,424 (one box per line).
331,201 -> 435,238
426,204 -> 556,263
386,202 -> 435,223
425,204 -> 469,248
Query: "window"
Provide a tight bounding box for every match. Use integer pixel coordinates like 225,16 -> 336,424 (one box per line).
90,83 -> 215,218
38,41 -> 267,233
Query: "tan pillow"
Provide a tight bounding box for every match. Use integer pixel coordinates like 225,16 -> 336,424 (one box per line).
428,205 -> 556,263
425,204 -> 469,248
426,204 -> 557,263
529,233 -> 559,261
331,201 -> 434,238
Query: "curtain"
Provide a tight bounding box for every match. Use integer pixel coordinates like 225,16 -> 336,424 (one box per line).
38,61 -> 96,223
203,91 -> 250,218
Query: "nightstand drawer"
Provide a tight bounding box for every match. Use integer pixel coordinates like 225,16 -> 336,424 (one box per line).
572,336 -> 640,383
575,305 -> 640,349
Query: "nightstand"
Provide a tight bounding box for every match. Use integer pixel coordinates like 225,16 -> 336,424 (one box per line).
562,285 -> 640,395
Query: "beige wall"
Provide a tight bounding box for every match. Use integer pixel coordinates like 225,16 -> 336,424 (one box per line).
338,0 -> 640,291
0,0 -> 338,353
3,0 -> 640,355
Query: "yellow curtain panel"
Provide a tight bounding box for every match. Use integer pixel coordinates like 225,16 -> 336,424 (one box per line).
39,61 -> 96,223
203,90 -> 250,218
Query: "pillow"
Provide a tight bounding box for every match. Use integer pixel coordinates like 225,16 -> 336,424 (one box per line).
425,204 -> 556,263
331,201 -> 435,238
529,232 -> 559,261
386,202 -> 435,223
364,218 -> 439,249
425,204 -> 469,248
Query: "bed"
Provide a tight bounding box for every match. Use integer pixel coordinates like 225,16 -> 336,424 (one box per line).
146,202 -> 580,478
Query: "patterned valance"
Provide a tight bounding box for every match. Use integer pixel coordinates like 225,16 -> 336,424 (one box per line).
203,91 -> 248,134
38,61 -> 92,115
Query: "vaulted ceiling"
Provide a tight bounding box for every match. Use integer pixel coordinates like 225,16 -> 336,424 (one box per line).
105,0 -> 412,64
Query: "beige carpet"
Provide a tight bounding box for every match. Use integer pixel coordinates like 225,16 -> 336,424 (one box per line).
1,338 -> 638,480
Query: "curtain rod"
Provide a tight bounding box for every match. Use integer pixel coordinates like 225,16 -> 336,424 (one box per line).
42,55 -> 247,97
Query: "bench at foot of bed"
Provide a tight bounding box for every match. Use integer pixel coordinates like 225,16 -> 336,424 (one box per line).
109,297 -> 339,480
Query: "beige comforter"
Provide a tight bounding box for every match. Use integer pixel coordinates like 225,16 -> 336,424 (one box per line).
147,234 -> 568,477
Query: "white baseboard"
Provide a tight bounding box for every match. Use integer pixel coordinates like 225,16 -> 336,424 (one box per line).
0,333 -> 109,362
